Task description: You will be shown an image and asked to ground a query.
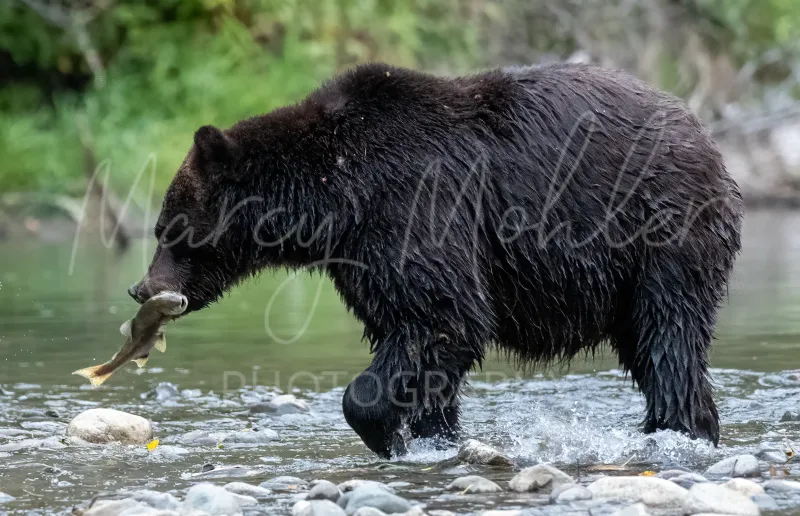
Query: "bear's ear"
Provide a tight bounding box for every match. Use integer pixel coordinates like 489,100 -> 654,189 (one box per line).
193,125 -> 235,168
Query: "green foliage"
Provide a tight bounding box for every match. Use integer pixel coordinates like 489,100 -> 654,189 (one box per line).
0,0 -> 797,198
0,0 -> 478,196
692,0 -> 800,57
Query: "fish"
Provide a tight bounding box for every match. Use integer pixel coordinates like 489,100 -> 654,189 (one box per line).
72,291 -> 188,386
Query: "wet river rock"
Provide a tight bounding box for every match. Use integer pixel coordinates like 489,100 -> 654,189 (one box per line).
223,482 -> 273,499
260,475 -> 309,492
724,478 -> 765,497
446,475 -> 503,494
293,500 -> 347,516
342,484 -> 412,515
456,439 -> 512,466
182,483 -> 248,515
586,476 -> 689,508
704,454 -> 761,478
550,484 -> 592,502
683,482 -> 760,516
508,465 -> 574,493
308,480 -> 343,501
249,394 -> 310,415
66,408 -> 153,445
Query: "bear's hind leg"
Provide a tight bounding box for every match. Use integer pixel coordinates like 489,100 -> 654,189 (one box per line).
614,255 -> 725,445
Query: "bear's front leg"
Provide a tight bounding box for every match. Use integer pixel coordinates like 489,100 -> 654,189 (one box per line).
342,331 -> 472,458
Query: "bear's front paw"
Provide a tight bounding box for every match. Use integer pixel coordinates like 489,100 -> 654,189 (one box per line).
342,373 -> 410,458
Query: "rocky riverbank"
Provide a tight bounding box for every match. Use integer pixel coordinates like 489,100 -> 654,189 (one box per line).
1,369 -> 799,515
69,436 -> 799,516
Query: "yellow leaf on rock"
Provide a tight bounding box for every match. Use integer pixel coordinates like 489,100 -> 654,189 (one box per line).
639,471 -> 656,476
147,439 -> 159,451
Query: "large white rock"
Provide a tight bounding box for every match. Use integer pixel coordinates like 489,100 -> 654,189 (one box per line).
587,476 -> 688,508
683,483 -> 760,516
508,465 -> 574,493
67,409 -> 153,445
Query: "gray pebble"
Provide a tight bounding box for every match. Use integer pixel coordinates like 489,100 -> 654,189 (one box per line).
293,500 -> 347,516
145,382 -> 180,402
120,490 -> 179,510
221,428 -> 279,444
193,465 -> 266,480
756,449 -> 790,464
351,509 -> 386,516
683,483 -> 759,516
508,464 -> 574,493
763,479 -> 800,492
445,475 -> 502,494
20,421 -> 67,433
337,480 -> 392,494
118,507 -> 178,516
752,494 -> 779,511
181,483 -> 243,515
612,503 -> 649,516
456,439 -> 512,466
260,475 -> 309,492
656,469 -> 691,480
84,499 -> 143,516
669,472 -> 708,489
224,482 -> 272,499
178,430 -> 217,446
441,465 -> 473,476
250,394 -> 310,415
0,436 -> 66,452
308,480 -> 341,502
552,485 -> 592,502
723,478 -> 764,497
704,455 -> 760,478
344,485 -> 411,515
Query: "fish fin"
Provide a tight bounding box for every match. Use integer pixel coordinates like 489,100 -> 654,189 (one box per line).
72,366 -> 114,387
133,356 -> 149,368
119,320 -> 132,338
154,334 -> 166,353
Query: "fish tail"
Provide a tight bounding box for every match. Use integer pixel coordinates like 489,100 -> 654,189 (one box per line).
72,365 -> 114,386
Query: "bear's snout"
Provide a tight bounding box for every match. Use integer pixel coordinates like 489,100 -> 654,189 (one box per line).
128,278 -> 173,305
127,283 -> 143,303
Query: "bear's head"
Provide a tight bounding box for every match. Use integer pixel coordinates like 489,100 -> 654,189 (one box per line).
128,125 -> 258,312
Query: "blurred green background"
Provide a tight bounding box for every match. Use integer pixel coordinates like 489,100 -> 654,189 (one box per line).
1,0 -> 799,206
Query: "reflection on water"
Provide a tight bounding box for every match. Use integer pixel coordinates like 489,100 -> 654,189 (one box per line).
0,209 -> 799,513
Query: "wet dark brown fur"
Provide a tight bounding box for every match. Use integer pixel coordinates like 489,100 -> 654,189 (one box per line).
131,63 -> 744,457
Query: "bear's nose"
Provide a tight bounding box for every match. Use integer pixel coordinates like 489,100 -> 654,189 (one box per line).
128,282 -> 148,304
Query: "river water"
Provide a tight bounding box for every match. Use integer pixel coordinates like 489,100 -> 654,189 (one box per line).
0,210 -> 799,514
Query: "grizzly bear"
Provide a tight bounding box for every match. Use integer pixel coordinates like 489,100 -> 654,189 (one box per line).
129,63 -> 743,458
